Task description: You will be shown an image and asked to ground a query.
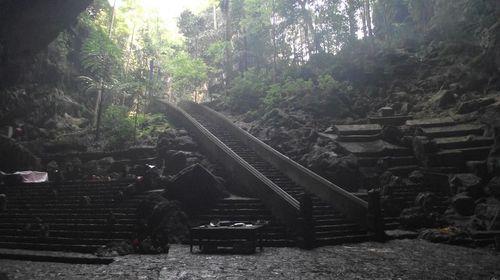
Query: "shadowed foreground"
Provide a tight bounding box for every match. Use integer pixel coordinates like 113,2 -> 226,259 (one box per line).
0,239 -> 499,279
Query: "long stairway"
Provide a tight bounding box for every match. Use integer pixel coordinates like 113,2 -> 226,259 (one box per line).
0,181 -> 145,253
184,107 -> 373,246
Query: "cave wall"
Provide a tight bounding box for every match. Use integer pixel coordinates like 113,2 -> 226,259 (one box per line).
0,0 -> 92,87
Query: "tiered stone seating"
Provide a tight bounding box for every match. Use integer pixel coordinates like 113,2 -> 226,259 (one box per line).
0,181 -> 147,253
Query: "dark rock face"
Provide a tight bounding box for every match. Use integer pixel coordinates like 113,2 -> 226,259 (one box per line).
451,193 -> 475,216
399,206 -> 442,229
164,164 -> 229,215
474,197 -> 500,230
485,176 -> 500,197
487,126 -> 500,175
418,227 -> 472,245
0,0 -> 92,86
0,135 -> 40,172
431,90 -> 456,109
136,194 -> 189,245
449,173 -> 483,198
457,98 -> 496,114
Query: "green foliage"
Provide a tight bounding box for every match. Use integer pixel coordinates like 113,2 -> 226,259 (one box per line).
101,105 -> 170,149
227,68 -> 270,112
102,105 -> 134,148
263,83 -> 282,108
80,23 -> 122,81
166,52 -> 208,99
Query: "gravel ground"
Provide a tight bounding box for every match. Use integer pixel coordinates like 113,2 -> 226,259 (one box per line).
1,240 -> 499,280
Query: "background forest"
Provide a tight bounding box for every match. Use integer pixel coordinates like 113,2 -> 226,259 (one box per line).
1,0 -> 499,150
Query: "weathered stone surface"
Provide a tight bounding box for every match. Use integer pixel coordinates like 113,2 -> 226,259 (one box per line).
418,227 -> 472,245
449,173 -> 483,197
0,194 -> 6,212
379,107 -> 394,117
487,126 -> 500,175
406,117 -> 455,127
380,126 -> 405,146
137,194 -> 189,245
334,124 -> 382,136
414,192 -> 437,212
431,89 -> 456,109
164,164 -> 228,214
412,136 -> 437,167
457,98 -> 496,114
451,193 -> 475,216
399,206 -> 441,229
0,0 -> 92,87
0,135 -> 41,173
485,176 -> 500,197
408,170 -> 424,184
474,197 -> 500,230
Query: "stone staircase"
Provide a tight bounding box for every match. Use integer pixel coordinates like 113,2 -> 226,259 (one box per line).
332,123 -> 418,186
0,181 -> 146,253
185,106 -> 375,247
415,118 -> 493,175
328,117 -> 495,231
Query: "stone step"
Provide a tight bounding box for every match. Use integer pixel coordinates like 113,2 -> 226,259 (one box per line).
0,242 -> 101,253
315,234 -> 373,246
334,124 -> 382,136
0,213 -> 135,219
338,134 -> 380,142
368,115 -> 413,126
406,117 -> 455,128
387,165 -> 419,176
434,136 -> 494,150
0,229 -> 134,239
0,235 -> 124,246
0,222 -> 135,231
422,124 -> 485,138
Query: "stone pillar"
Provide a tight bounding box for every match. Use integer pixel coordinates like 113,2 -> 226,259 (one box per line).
367,189 -> 386,241
299,192 -> 315,249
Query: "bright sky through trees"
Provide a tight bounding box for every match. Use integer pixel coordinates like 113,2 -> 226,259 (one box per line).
108,0 -> 210,34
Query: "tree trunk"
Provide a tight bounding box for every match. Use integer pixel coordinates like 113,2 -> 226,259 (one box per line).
108,0 -> 117,38
94,78 -> 104,141
347,1 -> 358,41
271,0 -> 277,82
361,5 -> 368,38
365,0 -> 373,37
222,0 -> 232,92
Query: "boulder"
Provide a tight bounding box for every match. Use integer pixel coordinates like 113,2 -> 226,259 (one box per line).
379,106 -> 394,117
408,170 -> 424,184
414,192 -> 437,213
451,193 -> 475,216
137,194 -> 189,245
162,150 -> 196,175
380,126 -> 405,146
164,164 -> 228,214
457,98 -> 496,114
485,176 -> 500,197
418,227 -> 472,245
0,135 -> 41,172
449,173 -> 483,197
175,135 -> 197,151
474,197 -> 500,230
412,136 -> 437,167
399,206 -> 441,229
431,89 -> 456,109
487,126 -> 500,176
